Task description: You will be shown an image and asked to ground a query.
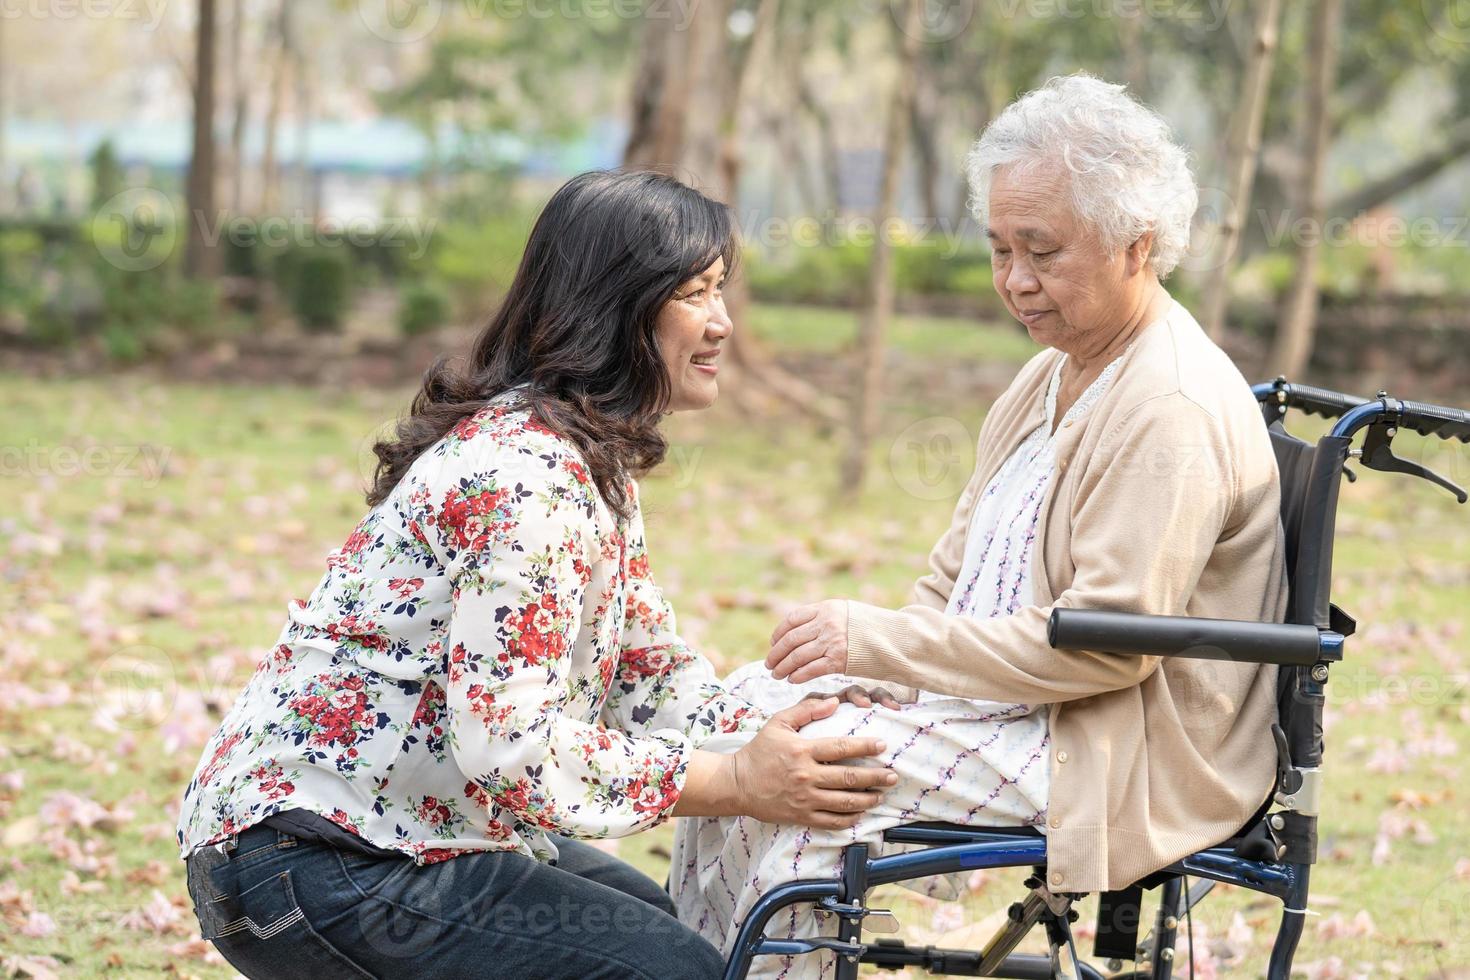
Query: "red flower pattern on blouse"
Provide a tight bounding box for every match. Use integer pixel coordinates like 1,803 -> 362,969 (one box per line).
176,397 -> 762,867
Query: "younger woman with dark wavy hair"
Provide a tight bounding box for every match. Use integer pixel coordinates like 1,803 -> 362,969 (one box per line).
175,170 -> 894,979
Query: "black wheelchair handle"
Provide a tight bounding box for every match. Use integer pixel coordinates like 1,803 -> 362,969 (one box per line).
1397,399 -> 1470,444
1047,608 -> 1324,667
1256,379 -> 1470,444
1280,382 -> 1368,421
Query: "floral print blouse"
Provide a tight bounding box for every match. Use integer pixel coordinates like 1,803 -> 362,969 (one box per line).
176,395 -> 761,866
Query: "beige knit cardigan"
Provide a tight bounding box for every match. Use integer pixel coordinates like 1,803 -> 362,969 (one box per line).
846,299 -> 1289,894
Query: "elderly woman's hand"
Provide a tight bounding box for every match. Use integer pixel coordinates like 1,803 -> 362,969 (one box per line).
802,685 -> 904,710
767,600 -> 848,683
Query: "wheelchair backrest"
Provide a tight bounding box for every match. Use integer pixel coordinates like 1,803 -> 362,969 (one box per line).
1267,422 -> 1348,631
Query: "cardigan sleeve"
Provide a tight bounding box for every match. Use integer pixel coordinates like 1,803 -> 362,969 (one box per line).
845,393 -> 1235,704
600,487 -> 764,743
428,444 -> 694,838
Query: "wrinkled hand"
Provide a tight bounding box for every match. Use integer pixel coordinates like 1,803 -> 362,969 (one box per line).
730,697 -> 896,830
767,600 -> 848,684
802,685 -> 903,710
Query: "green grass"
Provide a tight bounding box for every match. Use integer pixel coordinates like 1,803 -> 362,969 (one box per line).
1,303 -> 1468,976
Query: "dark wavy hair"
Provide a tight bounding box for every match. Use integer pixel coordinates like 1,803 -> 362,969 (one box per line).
366,170 -> 737,519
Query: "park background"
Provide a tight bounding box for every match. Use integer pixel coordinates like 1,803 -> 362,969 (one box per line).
2,0 -> 1470,976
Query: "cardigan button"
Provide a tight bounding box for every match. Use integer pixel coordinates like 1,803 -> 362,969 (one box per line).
1056,750 -> 1069,764
1050,871 -> 1064,886
1049,817 -> 1061,829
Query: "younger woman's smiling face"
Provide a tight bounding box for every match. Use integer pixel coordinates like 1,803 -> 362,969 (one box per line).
656,256 -> 732,412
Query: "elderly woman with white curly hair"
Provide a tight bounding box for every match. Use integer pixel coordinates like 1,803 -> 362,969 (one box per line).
670,74 -> 1289,977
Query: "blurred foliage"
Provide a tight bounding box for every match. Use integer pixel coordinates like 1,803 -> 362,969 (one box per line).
415,206 -> 536,314
398,280 -> 452,337
87,139 -> 123,212
745,240 -> 995,309
277,247 -> 351,333
1,221 -> 217,357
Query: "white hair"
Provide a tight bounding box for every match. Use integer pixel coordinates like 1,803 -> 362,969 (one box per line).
965,73 -> 1197,279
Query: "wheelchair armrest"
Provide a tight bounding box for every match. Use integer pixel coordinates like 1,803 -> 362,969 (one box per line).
1047,608 -> 1325,666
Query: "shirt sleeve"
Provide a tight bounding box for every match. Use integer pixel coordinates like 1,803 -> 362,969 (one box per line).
601,488 -> 764,744
845,394 -> 1237,704
425,441 -> 695,839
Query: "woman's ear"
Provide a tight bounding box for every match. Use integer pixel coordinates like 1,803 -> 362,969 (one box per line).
1125,231 -> 1155,277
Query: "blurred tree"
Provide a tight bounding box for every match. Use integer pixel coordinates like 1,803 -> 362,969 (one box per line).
381,2 -> 635,208
185,0 -> 221,280
88,139 -> 123,211
1266,0 -> 1343,380
841,0 -> 923,498
622,0 -> 843,425
260,0 -> 291,214
226,0 -> 248,213
1198,0 -> 1283,340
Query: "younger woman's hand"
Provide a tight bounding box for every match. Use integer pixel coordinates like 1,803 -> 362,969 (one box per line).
730,697 -> 896,830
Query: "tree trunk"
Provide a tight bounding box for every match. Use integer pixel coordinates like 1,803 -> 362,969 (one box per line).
797,75 -> 843,221
622,8 -> 675,168
840,0 -> 924,498
621,1 -> 842,426
714,0 -> 843,427
950,98 -> 993,229
910,52 -> 941,221
184,0 -> 220,280
260,1 -> 290,214
623,4 -> 708,171
1264,0 -> 1342,381
227,0 -> 247,213
1118,12 -> 1148,97
0,17 -> 8,212
292,33 -> 313,221
1197,0 -> 1282,340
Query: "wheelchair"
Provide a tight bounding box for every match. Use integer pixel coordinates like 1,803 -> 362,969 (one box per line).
722,378 -> 1470,980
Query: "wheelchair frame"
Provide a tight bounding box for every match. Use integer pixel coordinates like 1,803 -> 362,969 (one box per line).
721,379 -> 1470,980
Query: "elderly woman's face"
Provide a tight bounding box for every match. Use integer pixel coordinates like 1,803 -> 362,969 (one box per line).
986,166 -> 1148,354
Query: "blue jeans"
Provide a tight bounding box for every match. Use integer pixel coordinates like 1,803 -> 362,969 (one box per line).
184,822 -> 727,979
